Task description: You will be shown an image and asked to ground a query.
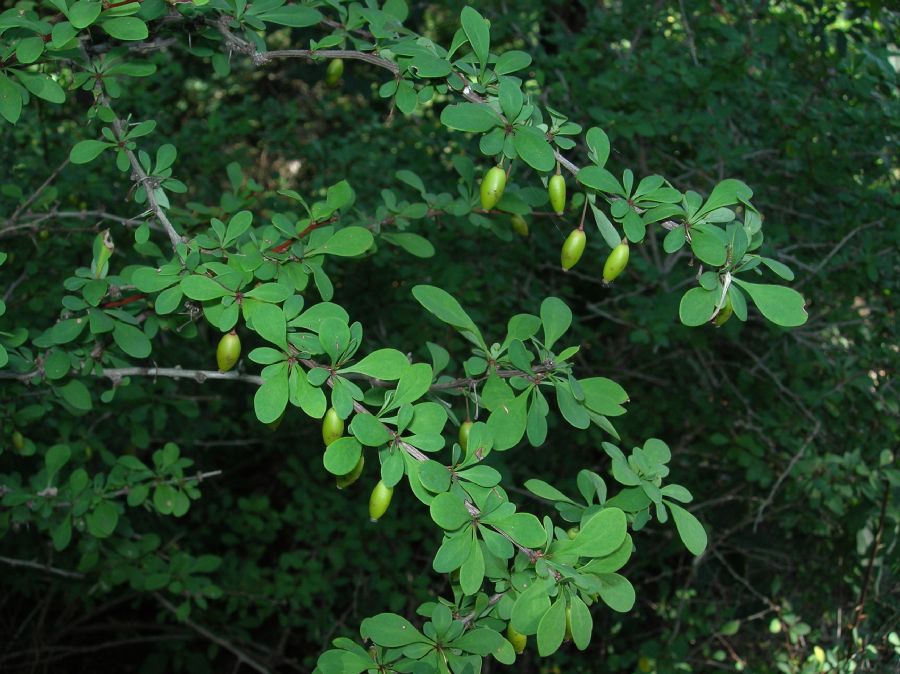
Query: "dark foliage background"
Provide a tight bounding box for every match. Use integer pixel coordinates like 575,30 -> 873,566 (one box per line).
1,1 -> 897,673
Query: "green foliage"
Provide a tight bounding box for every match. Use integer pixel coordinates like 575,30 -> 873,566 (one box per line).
0,1 -> 897,673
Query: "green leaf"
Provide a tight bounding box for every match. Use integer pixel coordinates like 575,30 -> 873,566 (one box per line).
180,275 -> 231,301
459,538 -> 485,595
360,613 -> 427,648
585,127 -> 610,167
495,50 -> 532,75
412,285 -> 483,345
452,628 -> 513,664
224,210 -> 253,245
568,595 -> 593,650
392,362 -> 433,408
511,579 -> 551,634
597,573 -> 635,612
257,5 -> 323,27
487,392 -> 527,450
440,103 -> 502,133
57,379 -> 92,411
433,531 -> 472,573
460,6 -> 490,70
667,501 -> 708,555
349,414 -> 393,446
537,596 -> 566,657
572,507 -> 627,556
0,74 -> 22,125
690,224 -> 727,266
86,500 -> 118,538
15,72 -> 65,104
102,17 -> 149,41
524,479 -> 575,504
112,322 -> 151,358
540,296 -> 571,350
69,140 -> 110,164
382,232 -> 435,258
513,126 -> 555,172
430,492 -> 471,530
254,363 -> 289,424
314,227 -> 374,257
577,166 -> 623,195
732,279 -> 808,327
68,0 -> 102,29
580,377 -> 628,416
250,302 -> 288,349
697,179 -> 753,218
45,444 -> 71,478
340,348 -> 409,380
323,436 -> 363,475
492,512 -> 546,548
318,317 -> 350,363
678,286 -> 719,327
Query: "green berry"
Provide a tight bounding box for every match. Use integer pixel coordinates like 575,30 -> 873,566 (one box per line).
507,623 -> 527,654
714,294 -> 734,327
561,229 -> 586,271
325,58 -> 344,86
459,420 -> 473,454
369,480 -> 394,521
480,166 -> 507,211
336,455 -> 365,489
216,331 -> 241,372
322,407 -> 344,446
602,240 -> 630,283
511,214 -> 529,237
548,174 -> 566,215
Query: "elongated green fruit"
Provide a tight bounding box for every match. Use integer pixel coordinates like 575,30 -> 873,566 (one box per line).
369,480 -> 393,521
459,420 -> 473,453
322,407 -> 344,446
713,294 -> 734,327
548,174 -> 566,215
561,229 -> 586,271
566,526 -> 579,540
216,331 -> 241,372
325,58 -> 344,86
12,431 -> 24,451
480,166 -> 506,211
602,240 -> 630,283
336,455 -> 365,489
510,214 -> 529,237
507,624 -> 527,654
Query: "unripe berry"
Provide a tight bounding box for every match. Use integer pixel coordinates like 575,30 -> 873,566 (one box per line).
548,174 -> 566,215
336,455 -> 365,489
507,623 -> 527,654
510,214 -> 529,237
561,229 -> 586,271
602,240 -> 630,284
459,420 -> 473,454
369,480 -> 393,521
480,166 -> 506,211
216,331 -> 240,372
12,431 -> 24,451
713,294 -> 734,327
325,58 -> 344,87
322,407 -> 344,446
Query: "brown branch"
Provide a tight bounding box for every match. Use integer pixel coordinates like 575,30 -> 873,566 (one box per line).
105,102 -> 183,251
0,555 -> 85,579
850,479 -> 891,630
9,158 -> 70,223
155,594 -> 272,674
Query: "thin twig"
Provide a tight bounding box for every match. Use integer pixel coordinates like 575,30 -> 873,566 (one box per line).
155,594 -> 272,674
0,555 -> 86,579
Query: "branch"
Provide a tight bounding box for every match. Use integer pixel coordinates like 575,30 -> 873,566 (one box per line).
155,594 -> 272,674
0,555 -> 86,579
9,157 -> 71,223
459,592 -> 504,628
106,103 -> 183,251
